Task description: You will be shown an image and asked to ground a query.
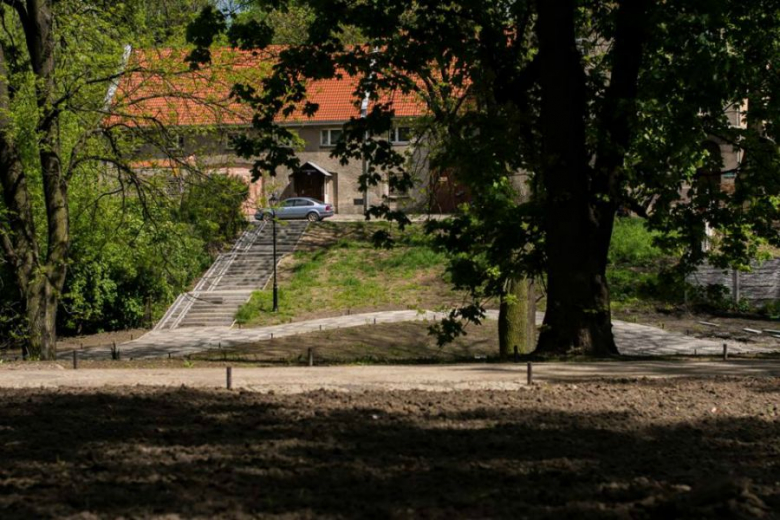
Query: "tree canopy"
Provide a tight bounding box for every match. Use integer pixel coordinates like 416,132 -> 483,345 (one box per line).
186,0 -> 780,356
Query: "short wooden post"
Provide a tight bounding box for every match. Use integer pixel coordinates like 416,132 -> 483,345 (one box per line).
308,348 -> 314,367
72,350 -> 78,370
723,343 -> 728,360
527,362 -> 533,385
168,353 -> 171,359
270,333 -> 274,339
694,349 -> 697,357
226,366 -> 233,390
373,317 -> 376,325
513,345 -> 519,363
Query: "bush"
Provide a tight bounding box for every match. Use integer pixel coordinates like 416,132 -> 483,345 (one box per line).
609,217 -> 663,267
607,218 -> 667,302
55,173 -> 249,335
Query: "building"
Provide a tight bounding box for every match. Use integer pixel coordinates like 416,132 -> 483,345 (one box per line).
107,47 -> 459,215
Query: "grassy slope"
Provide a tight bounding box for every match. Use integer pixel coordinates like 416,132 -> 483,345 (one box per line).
236,218 -> 670,328
235,222 -> 464,327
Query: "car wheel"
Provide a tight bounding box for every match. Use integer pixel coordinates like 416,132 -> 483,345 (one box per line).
262,212 -> 272,222
306,211 -> 320,222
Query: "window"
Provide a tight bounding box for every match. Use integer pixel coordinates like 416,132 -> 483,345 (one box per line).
295,199 -> 314,206
168,134 -> 185,152
389,127 -> 412,144
225,132 -> 242,151
320,129 -> 343,146
282,199 -> 297,207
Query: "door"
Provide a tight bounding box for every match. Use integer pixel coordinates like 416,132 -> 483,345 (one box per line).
293,168 -> 325,200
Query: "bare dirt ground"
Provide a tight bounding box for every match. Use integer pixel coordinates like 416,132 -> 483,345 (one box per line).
0,378 -> 778,519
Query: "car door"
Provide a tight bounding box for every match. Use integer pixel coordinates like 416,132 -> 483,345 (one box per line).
296,198 -> 316,218
277,199 -> 297,219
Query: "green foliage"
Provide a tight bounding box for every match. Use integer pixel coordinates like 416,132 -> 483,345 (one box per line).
179,174 -> 249,251
608,218 -> 663,267
59,174 -> 247,335
606,218 -> 670,303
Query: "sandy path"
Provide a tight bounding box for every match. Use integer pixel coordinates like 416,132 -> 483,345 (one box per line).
2,360 -> 779,393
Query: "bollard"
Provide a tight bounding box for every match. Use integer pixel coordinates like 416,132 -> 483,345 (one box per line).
723,343 -> 728,360
513,345 -> 519,363
72,350 -> 78,370
168,353 -> 171,359
374,317 -> 377,325
80,342 -> 84,350
130,334 -> 133,341
694,349 -> 697,357
226,366 -> 233,390
308,348 -> 314,367
319,324 -> 322,331
218,342 -> 221,350
527,362 -> 533,385
271,333 -> 274,339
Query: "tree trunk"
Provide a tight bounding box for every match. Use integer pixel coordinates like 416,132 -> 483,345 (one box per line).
0,1 -> 68,360
538,212 -> 617,356
535,0 -> 618,356
499,276 -> 536,359
25,280 -> 58,360
534,0 -> 647,356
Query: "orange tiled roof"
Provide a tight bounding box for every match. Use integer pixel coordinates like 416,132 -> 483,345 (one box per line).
107,47 -> 425,128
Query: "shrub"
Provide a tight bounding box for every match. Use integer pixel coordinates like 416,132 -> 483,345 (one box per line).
609,217 -> 663,267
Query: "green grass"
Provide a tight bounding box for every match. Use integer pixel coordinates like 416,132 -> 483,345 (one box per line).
235,222 -> 457,326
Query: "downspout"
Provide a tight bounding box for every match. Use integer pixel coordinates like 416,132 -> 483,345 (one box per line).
103,44 -> 132,110
361,47 -> 379,215
361,90 -> 369,213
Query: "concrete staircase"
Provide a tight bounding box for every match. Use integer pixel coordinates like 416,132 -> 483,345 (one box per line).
154,221 -> 308,330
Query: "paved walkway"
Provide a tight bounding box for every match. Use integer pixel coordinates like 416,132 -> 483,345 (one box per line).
3,361 -> 780,393
69,310 -> 780,360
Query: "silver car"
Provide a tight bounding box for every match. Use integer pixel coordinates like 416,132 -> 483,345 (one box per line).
255,197 -> 334,222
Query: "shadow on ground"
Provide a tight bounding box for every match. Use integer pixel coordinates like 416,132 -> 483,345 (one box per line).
0,379 -> 778,518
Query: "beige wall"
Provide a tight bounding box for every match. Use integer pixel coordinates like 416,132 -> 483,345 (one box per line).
135,123 -> 430,215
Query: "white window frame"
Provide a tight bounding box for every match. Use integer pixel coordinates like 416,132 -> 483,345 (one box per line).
225,131 -> 242,151
320,128 -> 343,147
168,133 -> 185,152
389,126 -> 412,145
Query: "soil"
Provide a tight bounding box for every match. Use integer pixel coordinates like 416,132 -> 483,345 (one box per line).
1,378 -> 778,519
219,321 -> 498,364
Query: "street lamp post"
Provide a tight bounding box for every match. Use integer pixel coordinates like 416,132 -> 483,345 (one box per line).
269,193 -> 279,312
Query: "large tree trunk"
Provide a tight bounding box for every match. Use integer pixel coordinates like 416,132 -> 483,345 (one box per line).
535,0 -> 618,356
539,210 -> 617,356
535,0 -> 647,356
498,276 -> 536,359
